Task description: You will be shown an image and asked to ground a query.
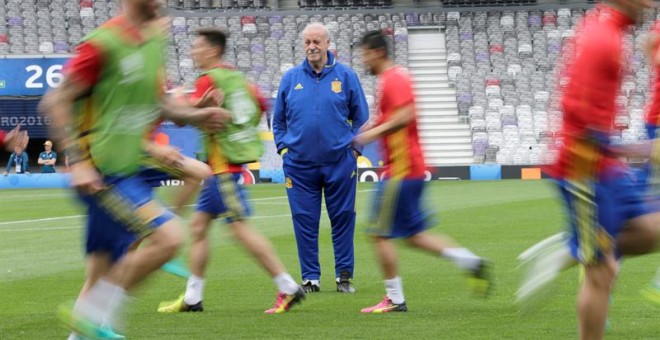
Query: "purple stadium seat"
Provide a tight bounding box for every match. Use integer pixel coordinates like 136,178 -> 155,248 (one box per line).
8,17 -> 23,27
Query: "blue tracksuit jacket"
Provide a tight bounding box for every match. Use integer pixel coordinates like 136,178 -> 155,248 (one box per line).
273,51 -> 369,165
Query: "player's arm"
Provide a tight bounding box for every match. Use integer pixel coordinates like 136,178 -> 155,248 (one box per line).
40,78 -> 92,161
39,42 -> 104,193
50,152 -> 57,165
37,153 -> 46,165
1,126 -> 29,152
645,31 -> 660,66
353,103 -> 415,146
160,97 -> 229,132
189,75 -> 223,109
347,71 -> 370,155
272,73 -> 289,155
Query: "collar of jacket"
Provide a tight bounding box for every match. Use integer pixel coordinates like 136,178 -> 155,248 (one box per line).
302,51 -> 337,78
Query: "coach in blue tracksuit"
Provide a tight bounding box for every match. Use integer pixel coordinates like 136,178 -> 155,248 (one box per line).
273,22 -> 369,293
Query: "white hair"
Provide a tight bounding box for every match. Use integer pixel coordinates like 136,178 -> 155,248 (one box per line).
302,23 -> 331,41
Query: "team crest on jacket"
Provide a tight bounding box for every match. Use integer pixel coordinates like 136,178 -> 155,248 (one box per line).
285,177 -> 293,189
331,79 -> 342,93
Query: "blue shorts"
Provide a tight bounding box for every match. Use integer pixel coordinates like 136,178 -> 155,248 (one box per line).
81,173 -> 176,262
139,156 -> 186,187
556,167 -> 649,265
196,173 -> 251,223
366,178 -> 434,238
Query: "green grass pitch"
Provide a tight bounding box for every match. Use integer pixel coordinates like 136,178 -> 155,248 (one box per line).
0,180 -> 657,339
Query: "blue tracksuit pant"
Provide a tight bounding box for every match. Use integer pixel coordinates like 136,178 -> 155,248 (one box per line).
282,148 -> 357,280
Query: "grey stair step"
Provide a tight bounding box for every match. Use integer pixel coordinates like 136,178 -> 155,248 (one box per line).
421,137 -> 472,144
425,158 -> 475,165
412,75 -> 450,83
408,55 -> 447,61
422,144 -> 473,151
414,82 -> 453,90
414,88 -> 456,96
418,116 -> 460,124
420,130 -> 471,137
409,48 -> 446,55
418,123 -> 469,131
408,61 -> 448,69
418,110 -> 461,116
424,150 -> 474,158
417,102 -> 457,110
416,96 -> 456,103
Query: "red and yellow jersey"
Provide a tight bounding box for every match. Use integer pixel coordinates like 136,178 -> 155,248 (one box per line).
63,15 -> 166,176
375,66 -> 425,180
647,21 -> 660,126
548,5 -> 632,180
191,67 -> 267,174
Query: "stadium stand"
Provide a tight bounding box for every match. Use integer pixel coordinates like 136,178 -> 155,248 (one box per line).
0,1 -> 656,165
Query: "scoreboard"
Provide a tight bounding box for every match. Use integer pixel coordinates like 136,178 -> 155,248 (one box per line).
0,57 -> 68,96
0,56 -> 69,138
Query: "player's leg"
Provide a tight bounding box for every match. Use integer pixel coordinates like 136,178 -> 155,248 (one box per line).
60,179 -> 182,337
361,235 -> 407,313
399,178 -> 491,297
616,213 -> 660,306
158,175 -> 221,313
157,211 -> 213,313
68,252 -> 126,340
228,220 -> 305,314
405,232 -> 492,297
516,181 -> 579,305
641,266 -> 660,305
283,159 -> 323,291
578,254 -> 618,340
361,179 -> 408,313
321,149 -> 357,292
217,173 -> 303,313
169,157 -> 211,215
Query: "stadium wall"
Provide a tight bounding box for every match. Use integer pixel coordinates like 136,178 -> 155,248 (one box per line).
0,165 -> 551,189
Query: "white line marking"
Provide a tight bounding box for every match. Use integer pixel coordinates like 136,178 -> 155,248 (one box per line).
0,226 -> 80,232
0,215 -> 84,226
0,189 -> 371,227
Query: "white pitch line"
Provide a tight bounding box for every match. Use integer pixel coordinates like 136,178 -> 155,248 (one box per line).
0,215 -> 84,226
0,189 -> 373,227
0,213 -> 298,232
0,226 -> 81,232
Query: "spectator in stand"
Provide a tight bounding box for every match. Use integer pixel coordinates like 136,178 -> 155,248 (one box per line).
4,145 -> 29,175
38,140 -> 57,173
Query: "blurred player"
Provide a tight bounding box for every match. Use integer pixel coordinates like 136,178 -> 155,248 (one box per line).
517,2 -> 660,339
157,28 -> 304,314
354,31 -> 492,314
40,0 -> 227,338
637,20 -> 660,306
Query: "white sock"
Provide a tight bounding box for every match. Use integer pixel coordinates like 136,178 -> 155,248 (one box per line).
441,248 -> 482,271
303,279 -> 320,286
184,275 -> 205,305
384,276 -> 405,304
274,273 -> 299,295
74,279 -> 126,327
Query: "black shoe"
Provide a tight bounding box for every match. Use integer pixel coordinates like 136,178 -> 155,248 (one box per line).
157,294 -> 204,313
301,280 -> 320,293
468,259 -> 493,299
336,270 -> 355,293
186,301 -> 204,312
